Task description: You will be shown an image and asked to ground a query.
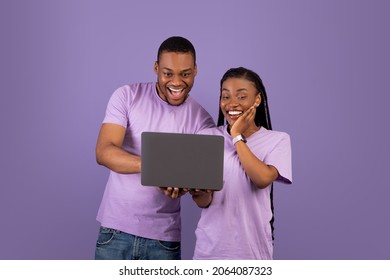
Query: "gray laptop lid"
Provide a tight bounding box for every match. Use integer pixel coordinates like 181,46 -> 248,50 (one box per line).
141,132 -> 224,190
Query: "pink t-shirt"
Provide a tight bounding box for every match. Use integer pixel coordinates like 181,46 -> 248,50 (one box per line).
194,125 -> 292,259
96,82 -> 215,241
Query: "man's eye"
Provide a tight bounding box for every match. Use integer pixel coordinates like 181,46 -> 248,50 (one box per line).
164,73 -> 173,77
182,73 -> 190,77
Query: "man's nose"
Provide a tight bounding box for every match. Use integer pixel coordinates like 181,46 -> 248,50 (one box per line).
171,74 -> 182,86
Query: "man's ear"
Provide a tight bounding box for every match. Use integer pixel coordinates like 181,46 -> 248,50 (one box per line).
154,61 -> 158,74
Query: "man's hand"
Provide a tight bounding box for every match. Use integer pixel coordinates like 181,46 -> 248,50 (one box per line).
159,187 -> 189,199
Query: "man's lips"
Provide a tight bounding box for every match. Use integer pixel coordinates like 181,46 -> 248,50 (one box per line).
168,87 -> 184,98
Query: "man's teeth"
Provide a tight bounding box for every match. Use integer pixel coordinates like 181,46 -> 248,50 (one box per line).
228,111 -> 242,116
169,88 -> 183,95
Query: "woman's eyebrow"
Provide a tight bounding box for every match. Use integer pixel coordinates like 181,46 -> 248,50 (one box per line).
222,88 -> 249,93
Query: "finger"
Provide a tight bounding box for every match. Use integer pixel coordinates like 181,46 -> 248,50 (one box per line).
178,188 -> 186,195
166,187 -> 173,195
171,188 -> 180,199
246,106 -> 256,121
241,106 -> 254,120
178,189 -> 188,197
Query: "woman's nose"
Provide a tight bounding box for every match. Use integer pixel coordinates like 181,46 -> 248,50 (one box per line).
227,99 -> 239,107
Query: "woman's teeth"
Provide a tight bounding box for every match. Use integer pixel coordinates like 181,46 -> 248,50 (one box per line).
228,111 -> 242,116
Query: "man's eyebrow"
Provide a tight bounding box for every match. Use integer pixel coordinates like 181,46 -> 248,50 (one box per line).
161,67 -> 173,71
161,67 -> 193,73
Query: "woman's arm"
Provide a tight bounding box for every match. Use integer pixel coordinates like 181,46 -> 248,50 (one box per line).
190,189 -> 213,208
230,106 -> 279,189
234,141 -> 278,188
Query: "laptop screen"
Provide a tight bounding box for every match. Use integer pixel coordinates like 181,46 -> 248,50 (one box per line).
141,132 -> 224,190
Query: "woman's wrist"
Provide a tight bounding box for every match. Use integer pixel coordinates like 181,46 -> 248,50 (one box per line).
230,128 -> 240,138
232,134 -> 247,145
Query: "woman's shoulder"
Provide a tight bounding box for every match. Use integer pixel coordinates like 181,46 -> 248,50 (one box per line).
260,127 -> 290,140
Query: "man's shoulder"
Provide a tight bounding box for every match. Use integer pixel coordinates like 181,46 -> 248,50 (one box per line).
110,82 -> 155,101
115,82 -> 154,92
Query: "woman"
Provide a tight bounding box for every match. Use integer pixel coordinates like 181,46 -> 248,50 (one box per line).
191,67 -> 292,259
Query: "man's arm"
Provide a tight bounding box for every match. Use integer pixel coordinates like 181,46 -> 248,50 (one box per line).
95,123 -> 141,174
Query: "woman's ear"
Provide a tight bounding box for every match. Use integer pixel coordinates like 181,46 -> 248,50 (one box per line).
254,94 -> 261,107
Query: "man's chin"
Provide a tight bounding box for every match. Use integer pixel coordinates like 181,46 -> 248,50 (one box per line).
168,99 -> 185,106
167,95 -> 188,106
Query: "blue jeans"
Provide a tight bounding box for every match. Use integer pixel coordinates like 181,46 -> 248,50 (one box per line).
94,226 -> 181,260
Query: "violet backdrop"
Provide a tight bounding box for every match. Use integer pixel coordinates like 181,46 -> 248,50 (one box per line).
1,0 -> 389,259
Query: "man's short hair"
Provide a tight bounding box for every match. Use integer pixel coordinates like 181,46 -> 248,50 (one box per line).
157,36 -> 196,64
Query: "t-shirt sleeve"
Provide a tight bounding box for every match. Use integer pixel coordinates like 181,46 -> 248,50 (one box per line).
265,133 -> 292,184
199,115 -> 216,131
102,87 -> 129,128
195,108 -> 216,132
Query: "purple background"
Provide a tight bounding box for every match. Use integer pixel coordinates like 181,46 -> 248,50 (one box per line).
1,0 -> 389,260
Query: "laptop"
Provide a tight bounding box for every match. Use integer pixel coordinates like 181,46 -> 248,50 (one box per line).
141,131 -> 224,190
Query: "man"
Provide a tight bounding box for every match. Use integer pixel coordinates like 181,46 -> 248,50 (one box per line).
94,36 -> 215,260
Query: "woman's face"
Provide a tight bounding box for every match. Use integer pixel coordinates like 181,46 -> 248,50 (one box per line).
220,77 -> 261,127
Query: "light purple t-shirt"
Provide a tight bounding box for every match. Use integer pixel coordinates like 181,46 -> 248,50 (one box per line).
193,125 -> 292,259
96,82 -> 215,242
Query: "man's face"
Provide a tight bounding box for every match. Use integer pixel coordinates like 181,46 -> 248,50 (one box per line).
154,51 -> 197,106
